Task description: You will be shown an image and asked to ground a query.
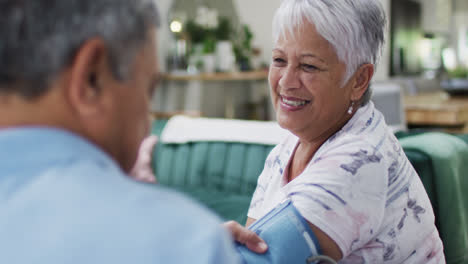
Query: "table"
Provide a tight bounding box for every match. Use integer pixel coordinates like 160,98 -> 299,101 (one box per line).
404,91 -> 468,133
153,71 -> 270,119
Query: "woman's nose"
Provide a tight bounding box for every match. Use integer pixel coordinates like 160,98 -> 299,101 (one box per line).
278,66 -> 300,90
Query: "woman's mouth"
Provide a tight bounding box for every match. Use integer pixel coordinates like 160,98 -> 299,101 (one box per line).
280,96 -> 311,110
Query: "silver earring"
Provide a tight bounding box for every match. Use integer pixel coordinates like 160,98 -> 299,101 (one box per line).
347,101 -> 355,114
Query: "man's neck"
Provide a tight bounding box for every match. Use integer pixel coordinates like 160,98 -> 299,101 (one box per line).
0,92 -> 66,128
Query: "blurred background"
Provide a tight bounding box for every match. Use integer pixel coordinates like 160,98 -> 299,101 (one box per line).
151,0 -> 468,133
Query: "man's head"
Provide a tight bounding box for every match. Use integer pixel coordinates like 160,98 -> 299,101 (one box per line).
0,0 -> 160,172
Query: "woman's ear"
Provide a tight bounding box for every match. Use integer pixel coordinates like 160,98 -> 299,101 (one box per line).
351,63 -> 374,101
65,38 -> 111,117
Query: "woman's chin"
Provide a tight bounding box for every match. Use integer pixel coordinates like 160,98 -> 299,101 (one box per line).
276,111 -> 302,132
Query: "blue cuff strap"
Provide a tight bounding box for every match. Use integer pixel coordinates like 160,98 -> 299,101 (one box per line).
236,199 -> 326,264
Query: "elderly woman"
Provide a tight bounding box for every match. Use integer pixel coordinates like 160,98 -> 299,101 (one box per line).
227,0 -> 445,263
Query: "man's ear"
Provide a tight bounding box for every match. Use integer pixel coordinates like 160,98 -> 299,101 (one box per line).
350,63 -> 374,101
66,38 -> 111,117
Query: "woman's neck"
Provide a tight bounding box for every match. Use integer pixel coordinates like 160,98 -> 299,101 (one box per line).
287,139 -> 321,182
287,110 -> 355,182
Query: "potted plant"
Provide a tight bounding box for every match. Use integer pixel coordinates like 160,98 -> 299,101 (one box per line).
233,25 -> 254,71
214,17 -> 235,72
184,6 -> 219,73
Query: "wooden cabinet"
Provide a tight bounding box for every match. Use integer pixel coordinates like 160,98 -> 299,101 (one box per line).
404,91 -> 468,133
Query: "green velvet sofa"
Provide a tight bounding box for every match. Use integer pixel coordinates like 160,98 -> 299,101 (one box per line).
150,119 -> 468,264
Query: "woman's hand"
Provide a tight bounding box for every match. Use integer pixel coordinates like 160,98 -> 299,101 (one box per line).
129,135 -> 158,183
223,220 -> 268,254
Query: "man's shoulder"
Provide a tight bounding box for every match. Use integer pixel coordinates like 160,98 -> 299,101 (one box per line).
0,127 -> 235,261
1,174 -> 238,264
87,181 -> 237,262
4,158 -> 235,262
58,159 -> 224,228
123,180 -> 224,226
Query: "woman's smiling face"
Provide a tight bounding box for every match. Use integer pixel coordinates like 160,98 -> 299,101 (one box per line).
269,21 -> 355,142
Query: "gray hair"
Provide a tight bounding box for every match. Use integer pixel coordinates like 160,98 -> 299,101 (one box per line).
0,0 -> 160,99
272,0 -> 387,105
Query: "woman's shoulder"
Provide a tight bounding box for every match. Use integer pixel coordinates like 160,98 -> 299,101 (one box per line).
327,103 -> 397,154
343,102 -> 390,137
321,128 -> 384,155
315,123 -> 401,174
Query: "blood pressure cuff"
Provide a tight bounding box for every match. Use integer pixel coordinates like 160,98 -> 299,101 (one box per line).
236,199 -> 322,264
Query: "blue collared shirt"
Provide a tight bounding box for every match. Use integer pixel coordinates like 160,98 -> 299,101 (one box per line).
0,127 -> 240,264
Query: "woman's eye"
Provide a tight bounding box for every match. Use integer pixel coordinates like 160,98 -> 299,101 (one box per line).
301,64 -> 318,72
272,58 -> 286,65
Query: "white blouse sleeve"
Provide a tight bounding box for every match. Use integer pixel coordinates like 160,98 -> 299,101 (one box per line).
287,136 -> 389,258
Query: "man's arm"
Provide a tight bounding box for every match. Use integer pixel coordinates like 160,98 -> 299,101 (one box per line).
223,220 -> 268,253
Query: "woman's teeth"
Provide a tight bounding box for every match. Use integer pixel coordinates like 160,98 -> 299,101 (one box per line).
282,97 -> 310,107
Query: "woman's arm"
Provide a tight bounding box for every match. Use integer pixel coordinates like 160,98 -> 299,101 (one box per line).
308,222 -> 342,261
234,204 -> 342,262
249,206 -> 341,261
129,135 -> 158,183
228,218 -> 341,261
245,217 -> 256,227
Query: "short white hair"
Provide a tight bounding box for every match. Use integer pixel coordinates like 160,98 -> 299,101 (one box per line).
272,0 -> 387,105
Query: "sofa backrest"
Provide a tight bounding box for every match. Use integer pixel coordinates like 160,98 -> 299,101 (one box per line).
151,120 -> 273,196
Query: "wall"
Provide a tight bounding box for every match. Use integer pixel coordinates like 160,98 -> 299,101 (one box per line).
232,0 -> 281,66
377,0 -> 390,81
452,1 -> 468,67
154,0 -> 173,73
156,0 -> 391,80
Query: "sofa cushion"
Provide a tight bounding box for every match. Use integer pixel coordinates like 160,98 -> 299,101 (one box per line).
151,120 -> 273,223
153,140 -> 273,195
